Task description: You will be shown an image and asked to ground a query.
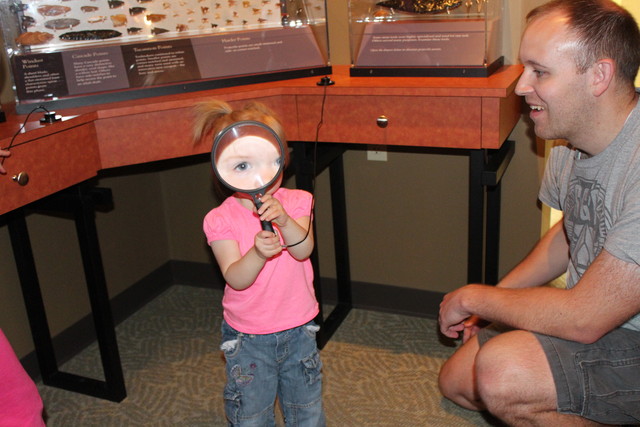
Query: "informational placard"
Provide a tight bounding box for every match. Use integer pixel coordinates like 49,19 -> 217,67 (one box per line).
121,38 -> 200,87
355,20 -> 488,67
13,53 -> 69,100
192,27 -> 325,78
12,26 -> 325,103
64,45 -> 129,94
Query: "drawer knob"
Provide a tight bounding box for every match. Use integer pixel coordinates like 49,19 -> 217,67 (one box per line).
376,115 -> 389,128
12,172 -> 29,186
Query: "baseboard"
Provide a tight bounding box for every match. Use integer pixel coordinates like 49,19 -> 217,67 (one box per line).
169,260 -> 225,289
22,260 -> 444,379
169,260 -> 444,319
317,277 -> 444,320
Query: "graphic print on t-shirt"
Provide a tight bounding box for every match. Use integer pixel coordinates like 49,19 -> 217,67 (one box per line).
565,175 -> 611,281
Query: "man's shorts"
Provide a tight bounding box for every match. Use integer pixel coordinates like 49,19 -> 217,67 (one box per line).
477,325 -> 640,424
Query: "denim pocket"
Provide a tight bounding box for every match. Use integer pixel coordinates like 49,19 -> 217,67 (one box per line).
580,352 -> 640,423
302,349 -> 323,386
221,321 -> 243,359
303,321 -> 320,339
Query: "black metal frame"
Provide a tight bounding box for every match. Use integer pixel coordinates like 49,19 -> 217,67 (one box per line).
350,57 -> 505,78
291,142 -> 353,349
468,140 -> 515,285
7,185 -> 126,402
291,140 -> 515,348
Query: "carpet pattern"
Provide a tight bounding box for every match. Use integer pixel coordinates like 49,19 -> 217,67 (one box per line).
37,285 -> 498,426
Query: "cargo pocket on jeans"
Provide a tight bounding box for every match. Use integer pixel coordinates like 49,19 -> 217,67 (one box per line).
302,349 -> 323,386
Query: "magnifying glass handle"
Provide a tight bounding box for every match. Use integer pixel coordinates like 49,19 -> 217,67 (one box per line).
254,198 -> 275,234
261,219 -> 275,233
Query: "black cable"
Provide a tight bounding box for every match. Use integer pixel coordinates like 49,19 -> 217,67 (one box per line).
1,105 -> 49,168
283,79 -> 328,248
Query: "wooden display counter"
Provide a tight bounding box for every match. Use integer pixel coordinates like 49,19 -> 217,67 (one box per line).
0,64 -> 522,215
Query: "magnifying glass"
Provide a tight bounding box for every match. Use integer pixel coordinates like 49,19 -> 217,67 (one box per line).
211,120 -> 285,234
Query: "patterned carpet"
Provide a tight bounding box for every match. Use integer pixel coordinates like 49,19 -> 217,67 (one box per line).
38,285 -> 499,426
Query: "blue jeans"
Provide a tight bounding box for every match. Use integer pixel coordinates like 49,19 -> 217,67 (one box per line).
221,320 -> 325,427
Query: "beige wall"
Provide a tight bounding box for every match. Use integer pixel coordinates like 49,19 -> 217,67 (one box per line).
618,0 -> 640,88
0,0 -> 548,358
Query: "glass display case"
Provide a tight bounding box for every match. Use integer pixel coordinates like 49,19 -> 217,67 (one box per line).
349,0 -> 503,77
0,0 -> 330,112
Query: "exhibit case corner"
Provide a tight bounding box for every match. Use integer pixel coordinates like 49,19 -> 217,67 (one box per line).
0,0 -> 330,112
348,0 -> 503,77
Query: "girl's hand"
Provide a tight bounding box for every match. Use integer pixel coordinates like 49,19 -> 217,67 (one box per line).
257,194 -> 290,228
254,230 -> 282,259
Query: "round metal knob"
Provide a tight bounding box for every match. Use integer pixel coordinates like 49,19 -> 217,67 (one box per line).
12,172 -> 29,186
376,115 -> 389,128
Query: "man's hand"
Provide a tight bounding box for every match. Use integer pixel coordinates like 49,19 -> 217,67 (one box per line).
439,285 -> 487,339
462,314 -> 489,343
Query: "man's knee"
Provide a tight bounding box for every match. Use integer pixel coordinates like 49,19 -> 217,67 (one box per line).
474,331 -> 553,414
437,355 -> 458,399
438,337 -> 484,411
474,344 -> 516,407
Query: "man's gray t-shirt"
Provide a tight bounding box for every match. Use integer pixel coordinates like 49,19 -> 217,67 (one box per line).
539,97 -> 640,331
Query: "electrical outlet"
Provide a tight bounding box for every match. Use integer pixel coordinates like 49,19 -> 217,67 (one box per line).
367,145 -> 387,161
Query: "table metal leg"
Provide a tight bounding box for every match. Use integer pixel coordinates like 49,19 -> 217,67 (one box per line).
468,150 -> 486,284
467,141 -> 515,285
291,142 -> 353,349
7,185 -> 126,402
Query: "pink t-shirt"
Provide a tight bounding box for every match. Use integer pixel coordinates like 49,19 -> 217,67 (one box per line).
0,330 -> 45,427
203,187 -> 318,334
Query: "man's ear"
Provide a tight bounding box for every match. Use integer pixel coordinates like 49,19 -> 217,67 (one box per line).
592,59 -> 615,97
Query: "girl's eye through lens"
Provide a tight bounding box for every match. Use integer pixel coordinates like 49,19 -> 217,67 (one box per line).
234,161 -> 250,172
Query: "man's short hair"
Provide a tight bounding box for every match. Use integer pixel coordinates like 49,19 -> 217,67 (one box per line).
527,0 -> 640,86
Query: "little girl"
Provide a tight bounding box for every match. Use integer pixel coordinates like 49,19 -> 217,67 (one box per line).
194,100 -> 325,426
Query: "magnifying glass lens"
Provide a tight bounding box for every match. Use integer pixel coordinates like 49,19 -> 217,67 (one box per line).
216,135 -> 281,191
211,121 -> 285,233
212,121 -> 284,194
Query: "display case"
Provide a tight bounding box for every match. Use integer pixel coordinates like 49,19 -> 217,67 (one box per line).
349,0 -> 503,77
0,0 -> 330,112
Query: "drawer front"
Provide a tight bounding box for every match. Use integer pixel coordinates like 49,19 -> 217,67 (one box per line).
297,95 -> 482,148
0,123 -> 101,215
